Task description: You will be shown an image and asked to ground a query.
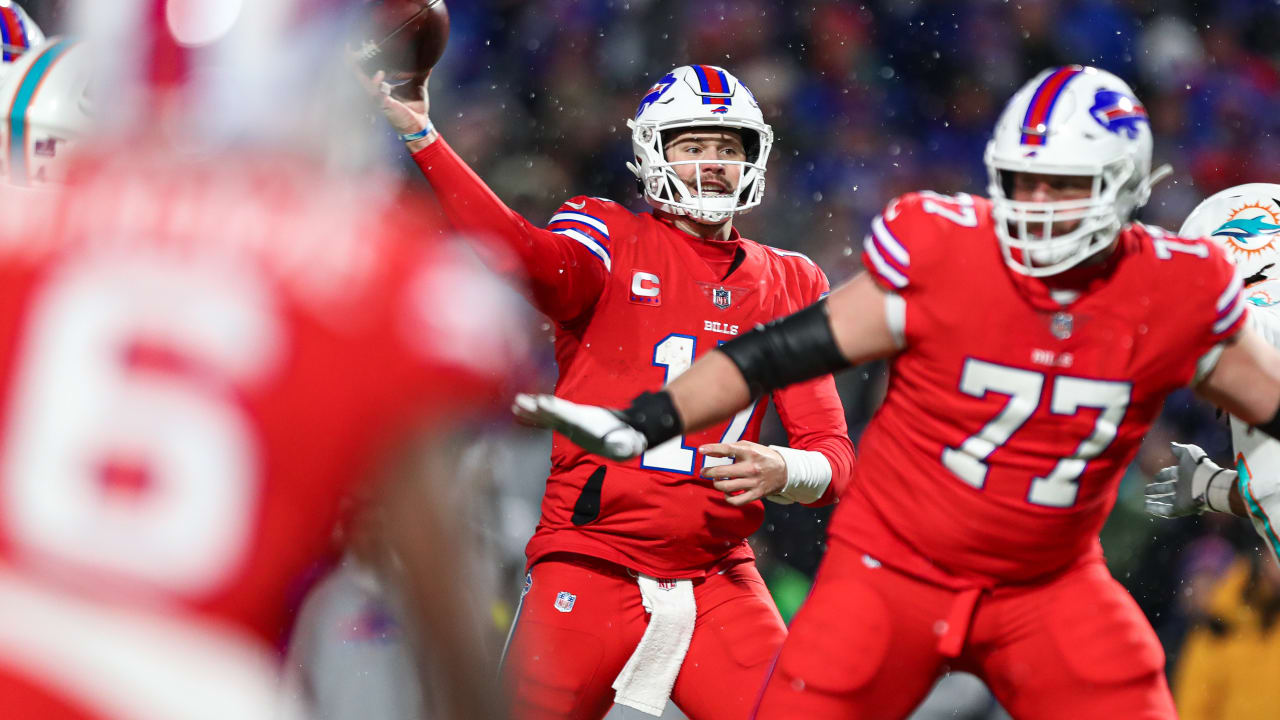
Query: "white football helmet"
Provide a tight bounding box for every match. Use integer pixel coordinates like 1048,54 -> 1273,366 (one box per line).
0,37 -> 90,187
985,66 -> 1162,277
627,65 -> 773,224
1180,183 -> 1280,286
0,1 -> 43,73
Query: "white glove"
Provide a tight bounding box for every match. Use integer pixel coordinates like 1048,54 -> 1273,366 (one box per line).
1146,442 -> 1236,518
512,394 -> 648,461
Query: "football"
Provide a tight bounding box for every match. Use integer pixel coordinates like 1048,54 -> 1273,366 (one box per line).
356,0 -> 450,100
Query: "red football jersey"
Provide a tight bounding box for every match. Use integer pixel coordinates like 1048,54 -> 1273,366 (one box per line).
0,153 -> 525,642
842,191 -> 1245,586
413,139 -> 856,577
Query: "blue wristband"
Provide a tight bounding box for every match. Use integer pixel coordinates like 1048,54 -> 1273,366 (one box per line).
399,121 -> 435,143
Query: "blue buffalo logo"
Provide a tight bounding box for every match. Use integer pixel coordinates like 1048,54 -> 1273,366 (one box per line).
710,105 -> 729,114
636,73 -> 677,118
1089,90 -> 1148,138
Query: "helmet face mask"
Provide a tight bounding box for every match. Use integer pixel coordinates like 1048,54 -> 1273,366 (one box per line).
627,66 -> 773,225
985,66 -> 1155,278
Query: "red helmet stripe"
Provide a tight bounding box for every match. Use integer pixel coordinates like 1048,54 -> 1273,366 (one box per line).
1019,66 -> 1083,146
1,8 -> 26,62
700,65 -> 726,95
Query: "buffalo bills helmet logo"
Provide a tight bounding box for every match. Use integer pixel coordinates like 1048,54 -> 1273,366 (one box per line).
1089,89 -> 1148,138
636,73 -> 677,118
710,106 -> 729,114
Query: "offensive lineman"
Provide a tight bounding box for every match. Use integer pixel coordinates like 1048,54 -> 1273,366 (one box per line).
1146,185 -> 1280,564
515,65 -> 1280,718
370,65 -> 856,719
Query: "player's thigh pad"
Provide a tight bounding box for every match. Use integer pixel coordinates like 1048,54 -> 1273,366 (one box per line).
978,562 -> 1173,720
670,560 -> 785,720
755,550 -> 946,719
502,557 -> 646,720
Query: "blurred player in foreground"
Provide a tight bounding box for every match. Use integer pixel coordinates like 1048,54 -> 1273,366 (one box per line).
369,64 -> 856,719
515,65 -> 1280,718
1147,185 -> 1280,564
0,1 -> 524,718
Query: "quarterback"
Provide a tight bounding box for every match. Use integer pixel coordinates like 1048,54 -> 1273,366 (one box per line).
516,65 -> 1280,718
372,64 -> 856,719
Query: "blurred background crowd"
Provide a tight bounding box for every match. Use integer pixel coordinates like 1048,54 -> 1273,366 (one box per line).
20,0 -> 1280,717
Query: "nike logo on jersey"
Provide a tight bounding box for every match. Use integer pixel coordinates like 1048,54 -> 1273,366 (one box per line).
565,200 -> 586,210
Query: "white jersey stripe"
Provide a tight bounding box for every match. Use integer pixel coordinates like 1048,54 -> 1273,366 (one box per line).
765,246 -> 816,266
863,235 -> 908,289
1217,271 -> 1243,313
554,229 -> 612,271
1214,296 -> 1245,335
549,212 -> 610,238
871,215 -> 910,267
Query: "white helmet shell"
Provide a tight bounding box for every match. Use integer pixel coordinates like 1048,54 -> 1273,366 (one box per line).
626,65 -> 774,224
985,66 -> 1156,277
1180,183 -> 1280,286
0,1 -> 44,73
0,38 -> 90,188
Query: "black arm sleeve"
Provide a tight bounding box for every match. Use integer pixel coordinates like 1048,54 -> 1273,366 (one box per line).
717,299 -> 851,399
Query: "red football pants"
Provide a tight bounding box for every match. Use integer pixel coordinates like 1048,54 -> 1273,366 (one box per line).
501,553 -> 786,720
753,539 -> 1175,720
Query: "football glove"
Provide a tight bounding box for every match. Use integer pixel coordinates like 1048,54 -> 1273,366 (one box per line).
512,394 -> 648,461
1146,442 -> 1235,518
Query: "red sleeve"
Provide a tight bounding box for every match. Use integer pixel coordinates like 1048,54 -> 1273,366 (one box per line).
770,267 -> 856,505
411,139 -> 609,324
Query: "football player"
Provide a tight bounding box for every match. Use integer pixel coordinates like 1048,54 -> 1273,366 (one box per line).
370,65 -> 857,719
515,65 -> 1280,718
1146,185 -> 1280,564
0,1 -> 523,718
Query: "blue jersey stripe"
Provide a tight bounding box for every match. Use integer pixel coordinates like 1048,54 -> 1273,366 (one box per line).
7,39 -> 72,187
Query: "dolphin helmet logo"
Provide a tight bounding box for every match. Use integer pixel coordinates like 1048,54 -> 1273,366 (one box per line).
1212,200 -> 1280,261
1088,89 -> 1148,139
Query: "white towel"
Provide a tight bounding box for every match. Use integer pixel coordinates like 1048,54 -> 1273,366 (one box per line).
611,575 -> 697,716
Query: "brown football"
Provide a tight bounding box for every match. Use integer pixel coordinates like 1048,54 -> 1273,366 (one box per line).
357,0 -> 449,100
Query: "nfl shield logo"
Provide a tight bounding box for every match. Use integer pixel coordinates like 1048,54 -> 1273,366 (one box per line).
521,573 -> 533,598
713,287 -> 731,310
657,579 -> 677,591
1050,312 -> 1073,340
554,591 -> 576,613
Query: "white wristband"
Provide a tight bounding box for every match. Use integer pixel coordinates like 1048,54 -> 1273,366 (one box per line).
1205,467 -> 1237,514
766,446 -> 833,505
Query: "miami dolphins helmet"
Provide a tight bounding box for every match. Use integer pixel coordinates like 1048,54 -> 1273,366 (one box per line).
1181,184 -> 1280,287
